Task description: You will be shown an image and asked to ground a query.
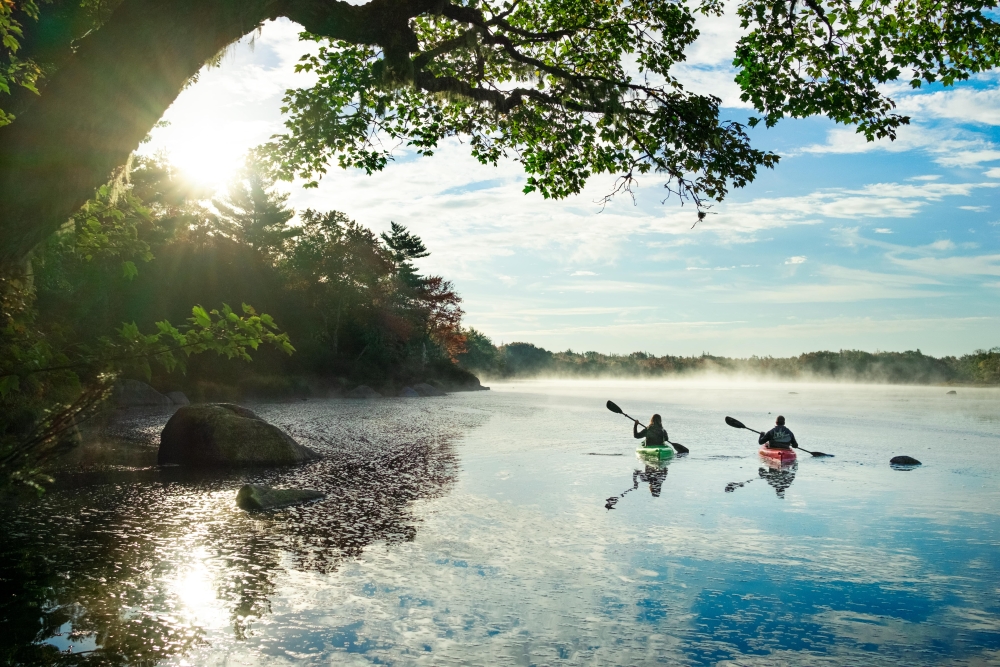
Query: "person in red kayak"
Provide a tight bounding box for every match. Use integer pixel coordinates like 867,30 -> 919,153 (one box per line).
633,414 -> 668,447
758,415 -> 798,450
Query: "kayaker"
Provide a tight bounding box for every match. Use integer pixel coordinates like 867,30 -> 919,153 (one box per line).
758,415 -> 798,450
633,414 -> 668,447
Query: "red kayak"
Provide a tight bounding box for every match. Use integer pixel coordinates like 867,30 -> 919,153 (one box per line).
759,446 -> 797,463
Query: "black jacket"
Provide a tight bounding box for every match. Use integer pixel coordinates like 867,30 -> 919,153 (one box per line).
759,425 -> 798,449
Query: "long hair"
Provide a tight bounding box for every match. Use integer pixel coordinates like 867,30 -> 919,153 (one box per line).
650,414 -> 662,426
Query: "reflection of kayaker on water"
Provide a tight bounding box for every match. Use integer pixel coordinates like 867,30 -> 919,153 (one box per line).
605,462 -> 669,508
758,415 -> 799,451
633,414 -> 668,447
759,461 -> 796,498
634,465 -> 668,497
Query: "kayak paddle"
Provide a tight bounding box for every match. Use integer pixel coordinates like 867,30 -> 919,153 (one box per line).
724,416 -> 832,457
607,400 -> 689,454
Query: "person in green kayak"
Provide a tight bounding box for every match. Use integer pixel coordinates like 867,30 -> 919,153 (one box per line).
633,414 -> 668,448
758,415 -> 799,450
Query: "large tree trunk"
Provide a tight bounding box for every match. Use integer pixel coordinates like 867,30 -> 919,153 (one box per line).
0,0 -> 436,263
0,0 -> 277,263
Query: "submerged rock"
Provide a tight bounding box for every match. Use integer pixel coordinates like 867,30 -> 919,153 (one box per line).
399,386 -> 421,398
166,391 -> 190,406
890,455 -> 922,466
158,404 -> 320,466
236,484 -> 324,510
112,379 -> 172,407
413,382 -> 446,397
947,390 -> 957,395
346,385 -> 382,399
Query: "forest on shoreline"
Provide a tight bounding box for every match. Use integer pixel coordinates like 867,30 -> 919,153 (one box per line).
456,334 -> 1000,386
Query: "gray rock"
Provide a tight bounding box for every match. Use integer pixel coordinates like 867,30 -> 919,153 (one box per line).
166,391 -> 190,406
158,403 -> 320,466
413,382 -> 446,397
236,484 -> 324,510
399,386 -> 420,398
947,390 -> 957,395
346,384 -> 382,399
890,455 -> 922,466
112,379 -> 172,407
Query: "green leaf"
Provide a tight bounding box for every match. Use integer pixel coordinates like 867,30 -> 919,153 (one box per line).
191,306 -> 211,328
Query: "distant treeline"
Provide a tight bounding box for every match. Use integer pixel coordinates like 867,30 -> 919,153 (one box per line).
457,332 -> 1000,385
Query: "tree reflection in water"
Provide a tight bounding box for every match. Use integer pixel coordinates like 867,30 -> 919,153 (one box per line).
0,400 -> 474,665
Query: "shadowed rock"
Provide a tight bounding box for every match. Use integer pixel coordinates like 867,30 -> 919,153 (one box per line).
236,484 -> 324,510
166,391 -> 190,406
399,386 -> 420,398
890,455 -> 922,466
158,404 -> 320,466
113,379 -> 172,407
346,385 -> 381,399
413,383 -> 446,397
947,390 -> 957,395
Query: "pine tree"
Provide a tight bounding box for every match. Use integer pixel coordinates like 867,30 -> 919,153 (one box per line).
212,156 -> 295,255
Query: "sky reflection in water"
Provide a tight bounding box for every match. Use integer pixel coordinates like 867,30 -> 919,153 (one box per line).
2,381 -> 999,665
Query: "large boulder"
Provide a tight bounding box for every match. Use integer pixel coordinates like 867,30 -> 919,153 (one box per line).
413,382 -> 446,397
112,379 -> 172,407
399,386 -> 421,398
346,384 -> 382,399
158,404 -> 320,466
236,484 -> 324,510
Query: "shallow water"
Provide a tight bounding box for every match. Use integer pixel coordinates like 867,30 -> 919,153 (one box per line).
2,380 -> 1000,665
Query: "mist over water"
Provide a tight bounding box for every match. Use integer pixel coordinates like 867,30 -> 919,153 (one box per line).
3,380 -> 999,665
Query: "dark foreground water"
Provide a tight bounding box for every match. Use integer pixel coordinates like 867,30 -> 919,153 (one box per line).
2,380 -> 1000,666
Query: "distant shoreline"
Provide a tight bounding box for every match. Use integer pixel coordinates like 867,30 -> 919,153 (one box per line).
457,340 -> 1000,387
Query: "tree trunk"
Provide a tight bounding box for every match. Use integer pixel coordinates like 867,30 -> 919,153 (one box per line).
0,0 -> 435,263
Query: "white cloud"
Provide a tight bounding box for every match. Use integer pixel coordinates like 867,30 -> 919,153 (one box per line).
785,256 -> 807,264
896,83 -> 1000,126
889,254 -> 1000,277
799,123 -> 1000,169
874,228 -> 893,234
927,239 -> 956,250
959,205 -> 989,212
570,270 -> 597,276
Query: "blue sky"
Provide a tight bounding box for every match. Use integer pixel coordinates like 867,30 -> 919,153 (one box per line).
143,16 -> 1000,358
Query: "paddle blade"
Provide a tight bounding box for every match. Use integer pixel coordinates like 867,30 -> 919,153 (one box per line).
606,400 -> 624,414
810,451 -> 833,457
671,442 -> 690,454
725,416 -> 746,429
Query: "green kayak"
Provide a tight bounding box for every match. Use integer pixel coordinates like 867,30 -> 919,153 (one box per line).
636,445 -> 675,460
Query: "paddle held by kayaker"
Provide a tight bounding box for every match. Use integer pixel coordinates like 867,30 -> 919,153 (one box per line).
758,415 -> 798,451
633,414 -> 668,448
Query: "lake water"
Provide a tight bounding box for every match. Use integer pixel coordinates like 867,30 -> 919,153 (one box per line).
2,380 -> 1000,666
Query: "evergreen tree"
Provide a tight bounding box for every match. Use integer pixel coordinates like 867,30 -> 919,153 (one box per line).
381,222 -> 429,288
212,156 -> 295,255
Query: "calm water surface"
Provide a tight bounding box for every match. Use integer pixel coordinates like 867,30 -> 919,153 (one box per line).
2,380 -> 1000,665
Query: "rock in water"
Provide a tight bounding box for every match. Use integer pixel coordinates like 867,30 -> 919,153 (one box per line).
112,379 -> 172,407
413,383 -> 446,397
399,386 -> 420,398
158,404 -> 320,466
890,455 -> 922,466
166,391 -> 190,406
236,484 -> 324,510
947,390 -> 957,395
346,385 -> 382,399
